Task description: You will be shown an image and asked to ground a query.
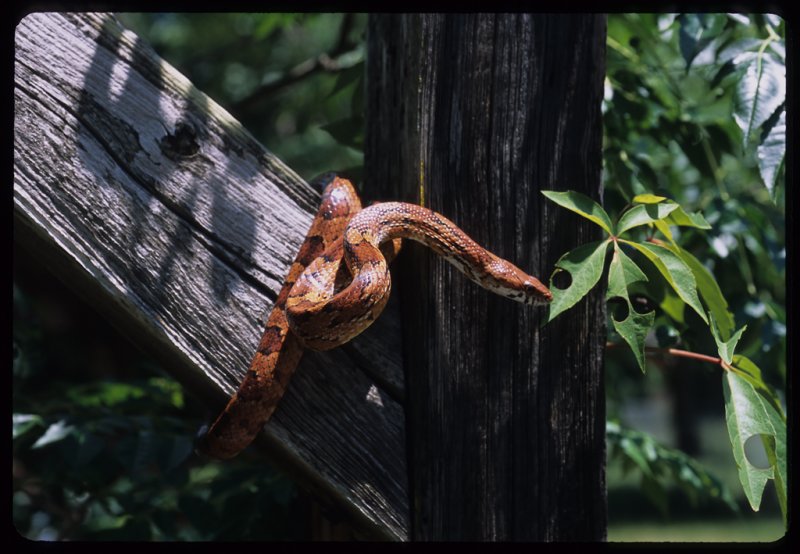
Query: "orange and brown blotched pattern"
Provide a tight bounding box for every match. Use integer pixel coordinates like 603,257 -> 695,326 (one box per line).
199,175 -> 551,459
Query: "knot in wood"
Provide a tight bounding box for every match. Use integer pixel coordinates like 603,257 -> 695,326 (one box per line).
159,121 -> 200,160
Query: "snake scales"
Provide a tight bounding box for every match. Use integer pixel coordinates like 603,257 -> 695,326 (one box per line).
197,174 -> 552,459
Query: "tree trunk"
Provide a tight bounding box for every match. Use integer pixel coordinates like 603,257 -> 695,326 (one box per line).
365,14 -> 607,540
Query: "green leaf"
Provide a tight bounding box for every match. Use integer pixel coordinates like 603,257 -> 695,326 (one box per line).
610,301 -> 655,373
547,240 -> 610,322
669,246 -> 734,339
732,353 -> 764,382
616,203 -> 679,235
733,51 -> 785,145
541,191 -> 613,234
623,240 -> 708,323
607,244 -> 653,372
723,371 -> 786,525
757,108 -> 785,196
709,313 -> 746,364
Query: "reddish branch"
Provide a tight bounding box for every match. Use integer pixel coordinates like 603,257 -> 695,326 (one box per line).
606,342 -> 730,369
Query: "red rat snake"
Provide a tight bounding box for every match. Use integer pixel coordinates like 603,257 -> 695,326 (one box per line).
197,174 -> 552,459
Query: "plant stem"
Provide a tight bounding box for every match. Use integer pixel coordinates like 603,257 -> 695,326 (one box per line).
606,341 -> 727,368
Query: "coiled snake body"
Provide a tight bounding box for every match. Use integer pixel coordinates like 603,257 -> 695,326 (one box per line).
198,174 -> 552,459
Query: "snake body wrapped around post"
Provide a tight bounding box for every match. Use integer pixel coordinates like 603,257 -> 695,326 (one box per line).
197,175 -> 551,459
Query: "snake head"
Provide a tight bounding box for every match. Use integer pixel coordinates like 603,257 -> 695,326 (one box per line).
482,256 -> 553,305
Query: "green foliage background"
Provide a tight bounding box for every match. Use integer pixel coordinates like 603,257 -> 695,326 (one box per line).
600,15 -> 785,534
13,13 -> 785,541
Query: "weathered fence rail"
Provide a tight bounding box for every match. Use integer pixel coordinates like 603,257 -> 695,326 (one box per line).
14,12 -> 407,540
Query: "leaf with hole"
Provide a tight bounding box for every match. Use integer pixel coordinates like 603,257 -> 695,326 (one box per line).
723,371 -> 786,525
547,240 -> 610,322
607,243 -> 653,372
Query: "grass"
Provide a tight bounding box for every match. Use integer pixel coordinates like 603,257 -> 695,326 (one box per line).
608,519 -> 786,543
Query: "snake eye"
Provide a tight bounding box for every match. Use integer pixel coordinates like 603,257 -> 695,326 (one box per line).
523,279 -> 553,304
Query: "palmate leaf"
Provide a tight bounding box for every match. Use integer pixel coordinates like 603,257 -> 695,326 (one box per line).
541,194 -> 715,369
723,371 -> 787,526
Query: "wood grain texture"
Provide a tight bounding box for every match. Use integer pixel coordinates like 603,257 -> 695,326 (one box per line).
14,12 -> 407,540
366,14 -> 607,540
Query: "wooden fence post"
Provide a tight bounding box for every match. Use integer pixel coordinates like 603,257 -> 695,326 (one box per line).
365,14 -> 608,540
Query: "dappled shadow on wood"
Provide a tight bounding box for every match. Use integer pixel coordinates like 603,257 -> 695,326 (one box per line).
15,12 -> 408,540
